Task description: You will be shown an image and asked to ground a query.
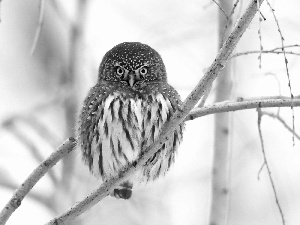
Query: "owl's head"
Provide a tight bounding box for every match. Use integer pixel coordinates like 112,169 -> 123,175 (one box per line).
98,42 -> 167,89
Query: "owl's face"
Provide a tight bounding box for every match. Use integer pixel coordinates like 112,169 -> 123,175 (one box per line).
98,42 -> 167,89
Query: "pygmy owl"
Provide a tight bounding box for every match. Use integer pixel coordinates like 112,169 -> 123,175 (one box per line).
77,42 -> 184,199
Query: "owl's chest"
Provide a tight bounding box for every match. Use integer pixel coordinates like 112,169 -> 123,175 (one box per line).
95,92 -> 171,151
89,91 -> 174,178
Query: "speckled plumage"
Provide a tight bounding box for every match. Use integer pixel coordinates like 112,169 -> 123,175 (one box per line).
77,42 -> 184,199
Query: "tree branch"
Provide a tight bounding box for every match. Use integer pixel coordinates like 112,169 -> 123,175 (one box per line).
186,97 -> 300,121
30,0 -> 46,55
0,138 -> 76,225
230,48 -> 300,59
0,176 -> 54,211
262,111 -> 300,141
257,108 -> 285,225
212,0 -> 229,19
265,0 -> 295,144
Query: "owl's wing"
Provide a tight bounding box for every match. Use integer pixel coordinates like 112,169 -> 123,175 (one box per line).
76,83 -> 113,174
159,83 -> 183,113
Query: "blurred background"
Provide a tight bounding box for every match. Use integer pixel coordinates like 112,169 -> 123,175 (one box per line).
0,0 -> 300,225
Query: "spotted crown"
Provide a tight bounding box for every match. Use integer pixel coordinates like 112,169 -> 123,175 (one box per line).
98,42 -> 167,83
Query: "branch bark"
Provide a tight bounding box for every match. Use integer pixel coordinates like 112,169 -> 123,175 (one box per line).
0,138 -> 76,225
186,97 -> 300,121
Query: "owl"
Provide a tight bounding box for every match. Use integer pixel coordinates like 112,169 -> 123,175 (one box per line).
77,42 -> 184,199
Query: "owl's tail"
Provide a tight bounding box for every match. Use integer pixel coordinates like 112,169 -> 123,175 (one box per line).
112,181 -> 133,199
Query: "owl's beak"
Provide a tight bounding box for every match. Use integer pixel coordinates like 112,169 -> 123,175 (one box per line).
128,74 -> 135,87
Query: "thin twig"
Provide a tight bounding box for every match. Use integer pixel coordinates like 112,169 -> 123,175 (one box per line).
212,0 -> 229,19
262,111 -> 300,141
0,138 -> 76,225
265,72 -> 282,96
257,161 -> 266,180
257,108 -> 285,225
268,44 -> 300,51
229,0 -> 240,20
257,0 -> 263,68
266,0 -> 295,145
196,81 -> 213,107
230,48 -> 300,59
220,0 -> 240,46
30,0 -> 46,55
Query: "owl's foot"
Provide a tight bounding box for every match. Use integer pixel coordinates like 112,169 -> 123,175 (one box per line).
111,181 -> 133,199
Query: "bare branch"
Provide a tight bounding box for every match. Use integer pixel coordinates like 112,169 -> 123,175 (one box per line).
0,175 -> 53,210
257,108 -> 285,225
0,138 -> 76,225
262,111 -> 300,141
212,0 -> 229,19
257,161 -> 266,180
30,0 -> 46,55
186,97 -> 300,122
257,0 -> 263,68
196,80 -> 213,107
236,95 -> 300,101
230,47 -> 300,59
229,0 -> 240,19
220,0 -> 240,48
266,0 -> 295,144
267,44 -> 300,52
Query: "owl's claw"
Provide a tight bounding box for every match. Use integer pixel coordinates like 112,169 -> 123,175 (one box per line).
113,188 -> 132,199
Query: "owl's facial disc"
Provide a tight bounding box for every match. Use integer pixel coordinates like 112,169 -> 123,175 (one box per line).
115,64 -> 148,88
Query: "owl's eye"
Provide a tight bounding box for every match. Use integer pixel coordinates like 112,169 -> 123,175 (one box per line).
116,66 -> 124,77
139,67 -> 148,76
